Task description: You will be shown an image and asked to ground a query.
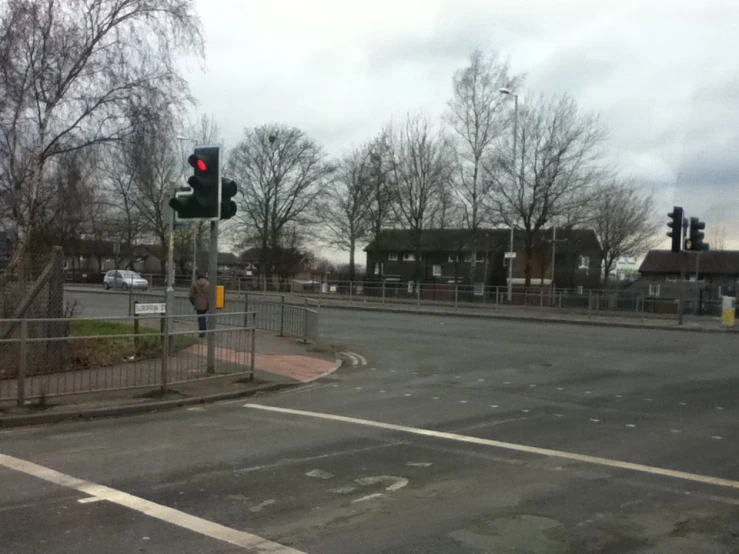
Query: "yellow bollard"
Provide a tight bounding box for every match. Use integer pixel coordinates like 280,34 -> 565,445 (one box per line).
216,285 -> 225,309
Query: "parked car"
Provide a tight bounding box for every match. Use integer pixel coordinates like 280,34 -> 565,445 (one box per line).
103,270 -> 149,291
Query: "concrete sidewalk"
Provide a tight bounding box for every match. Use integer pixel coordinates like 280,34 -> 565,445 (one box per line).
0,330 -> 340,427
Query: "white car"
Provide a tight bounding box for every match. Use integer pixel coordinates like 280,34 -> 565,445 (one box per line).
103,270 -> 149,291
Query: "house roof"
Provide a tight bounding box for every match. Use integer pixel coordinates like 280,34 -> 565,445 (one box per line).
364,228 -> 601,253
639,250 -> 739,275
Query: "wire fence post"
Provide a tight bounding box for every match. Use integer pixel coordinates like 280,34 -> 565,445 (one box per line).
128,283 -> 134,316
17,319 -> 27,407
496,286 -> 500,307
540,287 -> 544,307
382,279 -> 386,304
133,301 -> 140,356
243,293 -> 249,328
250,312 -> 256,380
280,295 -> 285,337
349,281 -> 353,302
161,313 -> 168,393
303,298 -> 309,343
417,283 -> 421,306
454,284 -> 458,308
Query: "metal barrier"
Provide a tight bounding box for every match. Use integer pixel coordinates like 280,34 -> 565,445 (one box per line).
0,312 -> 256,406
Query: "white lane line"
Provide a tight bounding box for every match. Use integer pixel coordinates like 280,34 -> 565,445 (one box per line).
305,469 -> 333,480
342,352 -> 359,366
490,405 -> 499,409
352,493 -> 384,503
356,354 -> 368,366
406,462 -> 433,467
243,404 -> 739,492
459,400 -> 469,404
626,424 -> 637,428
0,452 -> 304,553
590,419 -> 600,423
78,496 -> 103,504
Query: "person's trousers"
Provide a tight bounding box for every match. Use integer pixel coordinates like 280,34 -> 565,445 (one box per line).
196,309 -> 207,332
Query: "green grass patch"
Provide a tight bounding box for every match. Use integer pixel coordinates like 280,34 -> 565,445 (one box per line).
68,320 -> 197,368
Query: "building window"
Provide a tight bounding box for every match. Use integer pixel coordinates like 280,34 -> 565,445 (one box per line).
578,256 -> 590,269
649,284 -> 661,297
577,286 -> 584,294
666,276 -> 677,282
403,252 -> 415,261
463,253 -> 473,263
474,283 -> 484,296
476,252 -> 485,262
388,253 -> 398,261
448,254 -> 457,263
432,264 -> 442,277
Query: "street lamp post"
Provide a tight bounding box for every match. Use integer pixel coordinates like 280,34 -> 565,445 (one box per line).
500,88 -> 518,302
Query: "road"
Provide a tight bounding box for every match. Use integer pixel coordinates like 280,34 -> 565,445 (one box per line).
2,305 -> 739,553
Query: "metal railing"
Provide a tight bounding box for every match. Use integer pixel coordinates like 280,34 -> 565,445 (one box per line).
0,312 -> 256,406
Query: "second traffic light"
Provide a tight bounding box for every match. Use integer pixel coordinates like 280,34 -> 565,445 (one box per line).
686,217 -> 709,251
220,178 -> 238,220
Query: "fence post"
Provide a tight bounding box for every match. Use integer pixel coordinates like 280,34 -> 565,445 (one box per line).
454,284 -> 458,309
128,283 -> 134,316
303,298 -> 309,343
496,286 -> 499,307
280,295 -> 285,336
588,292 -> 592,318
524,289 -> 528,306
417,283 -> 421,306
243,293 -> 250,328
161,314 -> 168,392
290,280 -> 294,295
250,312 -> 256,380
540,287 -> 544,307
133,301 -> 140,356
17,319 -> 27,407
382,279 -> 386,303
349,281 -> 353,302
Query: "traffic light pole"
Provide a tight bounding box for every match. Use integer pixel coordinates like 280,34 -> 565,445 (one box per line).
207,219 -> 218,373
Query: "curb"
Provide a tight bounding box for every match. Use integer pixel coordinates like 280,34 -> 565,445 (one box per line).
320,302 -> 738,334
302,356 -> 344,383
0,382 -> 292,429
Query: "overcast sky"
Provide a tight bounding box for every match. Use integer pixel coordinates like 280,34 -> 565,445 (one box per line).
182,0 -> 739,258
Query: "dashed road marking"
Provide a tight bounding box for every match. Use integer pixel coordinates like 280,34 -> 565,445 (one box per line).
712,436 -> 724,440
670,429 -> 682,434
404,393 -> 412,397
432,397 -> 440,400
306,469 -> 334,480
459,400 -> 469,404
490,405 -> 499,408
406,462 -> 433,467
716,406 -> 724,411
626,424 -> 636,428
590,419 -> 600,423
521,409 -> 530,413
556,387 -> 564,391
352,493 -> 384,503
380,390 -> 387,393
0,452 -> 304,553
554,414 -> 563,418
244,404 -> 739,492
78,496 -> 103,504
679,402 -> 687,406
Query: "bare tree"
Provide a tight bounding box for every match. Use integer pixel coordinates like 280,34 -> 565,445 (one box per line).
591,179 -> 659,283
488,93 -> 606,285
365,129 -> 395,279
447,49 -> 523,282
0,0 -> 202,260
707,223 -> 728,251
319,147 -> 373,281
389,114 -> 452,282
229,124 -> 333,285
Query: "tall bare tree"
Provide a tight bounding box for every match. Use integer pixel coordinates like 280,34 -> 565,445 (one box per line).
0,0 -> 202,260
365,129 -> 395,279
319,147 -> 374,281
488,93 -> 606,285
591,179 -> 659,283
707,223 -> 728,251
229,124 -> 333,284
389,114 -> 452,282
447,49 -> 523,282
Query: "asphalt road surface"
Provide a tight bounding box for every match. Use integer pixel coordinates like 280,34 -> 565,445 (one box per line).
2,304 -> 739,553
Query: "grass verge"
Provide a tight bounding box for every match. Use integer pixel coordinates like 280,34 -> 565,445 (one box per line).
68,320 -> 197,367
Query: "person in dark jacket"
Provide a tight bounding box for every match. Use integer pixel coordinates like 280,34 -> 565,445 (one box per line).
189,273 -> 209,337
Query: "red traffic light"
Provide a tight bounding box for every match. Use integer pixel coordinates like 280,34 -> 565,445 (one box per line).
188,154 -> 210,172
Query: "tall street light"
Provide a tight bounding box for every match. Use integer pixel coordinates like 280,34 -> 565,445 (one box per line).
499,88 -> 518,302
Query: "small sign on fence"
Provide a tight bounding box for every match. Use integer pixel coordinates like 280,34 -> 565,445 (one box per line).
504,252 -> 517,259
134,302 -> 166,315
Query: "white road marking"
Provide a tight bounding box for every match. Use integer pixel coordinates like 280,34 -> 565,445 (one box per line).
478,378 -> 485,382
352,493 -> 384,503
716,406 -> 724,411
529,384 -> 536,388
585,391 -> 592,395
679,402 -> 687,406
712,436 -> 724,440
626,424 -> 636,428
329,486 -> 357,494
670,429 -> 682,434
249,499 -> 275,513
331,384 -> 339,388
503,381 -> 511,385
380,390 -> 387,393
356,475 -> 409,492
356,354 -> 368,366
615,395 -> 623,399
78,496 -> 103,504
521,409 -> 530,413
0,452 -> 304,553
590,419 -> 600,423
406,462 -> 433,467
341,352 -> 359,366
432,397 -> 440,400
404,393 -> 412,397
645,398 -> 654,402
305,469 -> 334,480
459,400 -> 469,404
354,387 -> 362,391
243,404 -> 739,492
187,407 -> 206,412
490,405 -> 499,408
556,387 -> 564,391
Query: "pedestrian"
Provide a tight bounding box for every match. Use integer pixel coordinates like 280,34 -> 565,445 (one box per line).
189,272 -> 209,338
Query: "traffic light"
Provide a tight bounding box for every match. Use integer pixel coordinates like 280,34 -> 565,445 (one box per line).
686,217 -> 709,251
169,146 -> 221,221
220,178 -> 238,220
667,206 -> 684,253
